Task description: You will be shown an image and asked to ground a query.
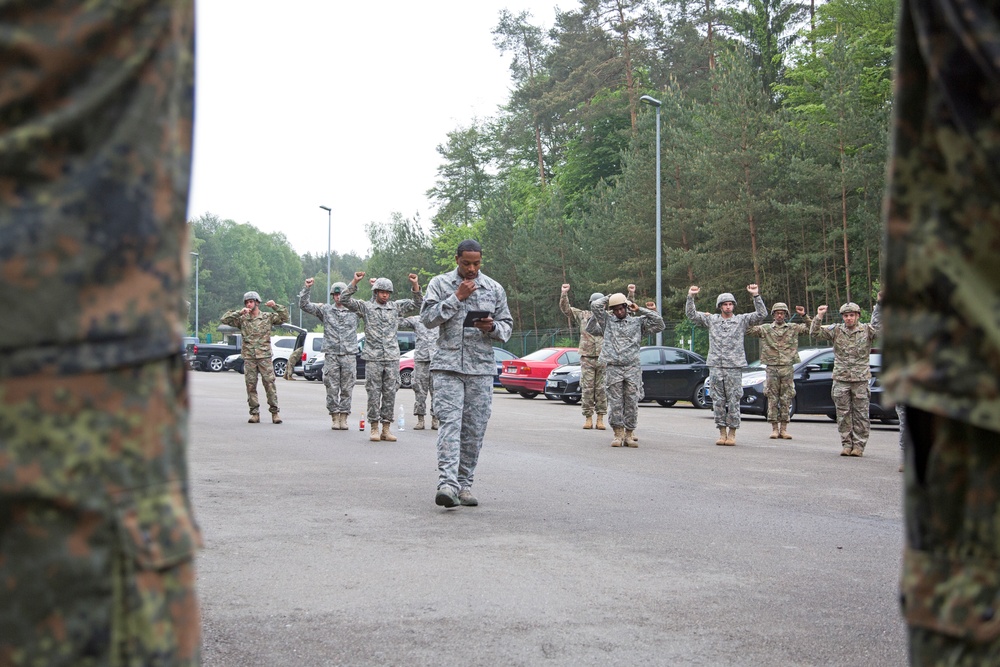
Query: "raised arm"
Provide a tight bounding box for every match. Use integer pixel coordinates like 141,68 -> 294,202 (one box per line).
685,286 -> 712,328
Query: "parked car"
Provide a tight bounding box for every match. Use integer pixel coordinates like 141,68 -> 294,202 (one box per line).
703,347 -> 896,422
356,331 -> 416,380
500,347 -> 580,398
303,354 -> 324,381
398,347 -> 518,389
544,346 -> 710,408
298,330 -> 418,380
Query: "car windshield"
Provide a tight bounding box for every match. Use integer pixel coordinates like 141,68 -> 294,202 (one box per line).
521,348 -> 558,361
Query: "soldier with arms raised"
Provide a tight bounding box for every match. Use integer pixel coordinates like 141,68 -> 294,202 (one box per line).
221,292 -> 290,424
747,303 -> 812,439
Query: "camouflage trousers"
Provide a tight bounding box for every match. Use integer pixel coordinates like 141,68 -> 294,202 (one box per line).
432,371 -> 493,493
580,356 -> 607,417
606,363 -> 641,430
0,356 -> 201,667
283,346 -> 303,380
323,353 -> 356,415
765,364 -> 795,422
245,356 -> 279,415
832,380 -> 870,450
365,360 -> 400,424
901,408 -> 1000,666
710,367 -> 743,429
412,359 -> 434,417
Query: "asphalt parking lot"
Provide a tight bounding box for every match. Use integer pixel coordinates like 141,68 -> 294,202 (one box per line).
190,370 -> 907,666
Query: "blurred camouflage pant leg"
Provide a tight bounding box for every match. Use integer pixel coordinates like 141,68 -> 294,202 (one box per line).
366,361 -> 399,423
246,358 -> 279,415
594,362 -> 607,414
765,365 -> 795,422
0,357 -> 201,666
432,372 -> 493,491
413,359 -> 433,416
901,409 -> 1000,665
833,380 -> 870,449
580,357 -> 601,416
605,365 -> 626,427
324,354 -> 355,415
284,347 -> 303,380
711,368 -> 743,429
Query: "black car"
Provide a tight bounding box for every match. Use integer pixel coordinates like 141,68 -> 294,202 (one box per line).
299,330 -> 418,381
544,346 -> 710,408
704,347 -> 896,423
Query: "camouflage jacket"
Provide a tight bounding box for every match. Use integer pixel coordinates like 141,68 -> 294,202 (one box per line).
0,1 -> 195,378
560,293 -> 602,358
400,315 -> 439,362
686,295 -> 768,368
420,268 -> 512,376
298,286 -> 359,356
810,304 -> 881,382
589,296 -> 665,366
340,282 -> 421,361
747,316 -> 812,366
220,304 -> 290,359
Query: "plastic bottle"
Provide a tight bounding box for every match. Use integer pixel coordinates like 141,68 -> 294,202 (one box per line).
397,404 -> 405,431
359,411 -> 365,431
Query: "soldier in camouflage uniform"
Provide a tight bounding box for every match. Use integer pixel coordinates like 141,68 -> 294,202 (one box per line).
560,283 -> 607,430
341,271 -> 421,442
588,293 -> 665,448
221,293 -> 290,424
299,278 -> 360,430
810,299 -> 881,456
686,285 -> 767,446
400,314 -> 440,430
747,303 -> 812,440
421,240 -> 513,508
882,1 -> 1000,661
0,2 -> 201,664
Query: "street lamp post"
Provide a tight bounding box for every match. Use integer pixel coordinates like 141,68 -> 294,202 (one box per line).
190,251 -> 199,339
639,95 -> 663,346
320,205 -> 332,304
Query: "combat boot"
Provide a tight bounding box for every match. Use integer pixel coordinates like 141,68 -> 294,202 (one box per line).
414,415 -> 425,430
431,416 -> 439,430
583,415 -> 593,429
725,428 -> 736,445
611,427 -> 624,447
840,445 -> 852,456
850,446 -> 864,457
716,428 -> 727,446
339,413 -> 348,430
769,422 -> 780,439
595,414 -> 606,430
779,422 -> 792,439
331,414 -> 338,430
248,413 -> 260,424
624,429 -> 639,448
380,422 -> 397,442
370,423 -> 381,442
271,412 -> 282,424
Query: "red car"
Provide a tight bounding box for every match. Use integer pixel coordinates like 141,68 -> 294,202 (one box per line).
499,347 -> 580,398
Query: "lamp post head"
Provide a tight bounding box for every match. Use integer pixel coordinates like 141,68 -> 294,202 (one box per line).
639,95 -> 662,107
319,205 -> 331,212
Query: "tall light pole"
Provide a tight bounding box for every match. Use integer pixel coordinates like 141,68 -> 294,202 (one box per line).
640,94 -> 663,346
320,205 -> 332,304
190,251 -> 199,339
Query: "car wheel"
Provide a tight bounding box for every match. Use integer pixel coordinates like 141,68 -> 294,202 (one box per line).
400,368 -> 413,388
561,397 -> 581,405
208,355 -> 224,372
656,399 -> 677,407
691,381 -> 708,409
519,391 -> 539,399
504,387 -> 518,394
273,359 -> 287,378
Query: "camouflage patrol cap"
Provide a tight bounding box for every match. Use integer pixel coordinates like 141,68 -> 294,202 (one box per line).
372,277 -> 394,293
590,292 -> 604,303
243,291 -> 261,303
839,302 -> 861,314
331,281 -> 347,295
716,292 -> 736,308
608,293 -> 628,307
771,302 -> 789,314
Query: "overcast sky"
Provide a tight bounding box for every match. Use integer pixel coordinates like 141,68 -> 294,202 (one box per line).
188,0 -> 560,259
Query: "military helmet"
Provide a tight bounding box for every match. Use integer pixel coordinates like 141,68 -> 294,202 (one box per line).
372,277 -> 394,293
716,292 -> 736,308
243,291 -> 261,303
608,293 -> 628,307
589,292 -> 604,304
330,281 -> 347,295
839,302 -> 861,314
770,301 -> 789,314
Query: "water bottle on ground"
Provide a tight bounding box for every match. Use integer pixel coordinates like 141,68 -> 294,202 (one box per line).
359,411 -> 365,431
397,404 -> 405,431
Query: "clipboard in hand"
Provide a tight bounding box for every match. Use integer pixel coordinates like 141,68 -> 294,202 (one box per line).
462,310 -> 491,327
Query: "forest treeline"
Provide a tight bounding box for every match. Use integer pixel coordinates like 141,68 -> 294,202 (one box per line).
188,0 -> 894,342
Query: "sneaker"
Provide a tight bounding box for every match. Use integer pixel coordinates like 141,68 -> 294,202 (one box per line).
458,489 -> 479,506
435,487 -> 459,508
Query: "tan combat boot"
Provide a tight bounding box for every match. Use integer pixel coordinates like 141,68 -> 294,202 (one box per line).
431,416 -> 439,430
370,423 -> 381,442
339,413 -> 349,430
840,445 -> 852,456
380,422 -> 398,442
716,428 -> 727,446
414,415 -> 425,430
596,414 -> 606,430
779,422 -> 792,439
248,413 -> 260,424
725,427 -> 736,445
611,427 -> 624,447
583,415 -> 593,430
769,422 -> 780,439
624,429 -> 639,448
850,446 -> 864,457
271,412 -> 282,424
331,414 -> 339,430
